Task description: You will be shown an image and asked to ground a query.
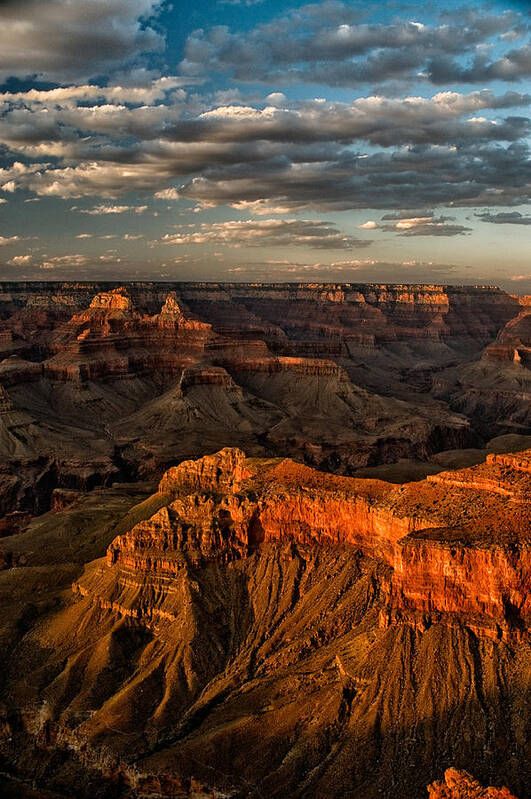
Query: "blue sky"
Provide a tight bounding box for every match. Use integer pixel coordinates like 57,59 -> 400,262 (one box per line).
0,0 -> 529,288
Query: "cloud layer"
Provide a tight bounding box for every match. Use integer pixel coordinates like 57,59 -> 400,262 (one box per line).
158,218 -> 372,249
180,4 -> 530,88
0,0 -> 529,285
0,0 -> 164,82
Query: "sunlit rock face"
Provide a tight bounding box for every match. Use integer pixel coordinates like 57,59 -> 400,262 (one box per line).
86,447 -> 531,641
428,768 -> 519,798
2,447 -> 525,798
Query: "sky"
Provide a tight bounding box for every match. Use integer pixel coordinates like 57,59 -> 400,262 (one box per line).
0,0 -> 530,289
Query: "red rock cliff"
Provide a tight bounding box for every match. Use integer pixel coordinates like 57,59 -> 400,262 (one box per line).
80,447 -> 530,641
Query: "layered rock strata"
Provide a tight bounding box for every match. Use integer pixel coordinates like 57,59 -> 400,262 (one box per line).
0,281 -> 525,515
433,306 -> 531,433
0,448 -> 528,799
82,448 -> 530,642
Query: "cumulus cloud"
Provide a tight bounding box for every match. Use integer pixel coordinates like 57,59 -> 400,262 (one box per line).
0,86 -> 528,213
0,0 -> 528,278
428,44 -> 531,85
0,236 -> 21,246
0,0 -> 165,82
39,254 -> 90,270
229,199 -> 306,215
392,218 -> 471,237
175,141 -> 531,213
179,4 -> 527,88
158,219 -> 372,249
154,188 -> 180,200
4,90 -> 528,170
0,77 -> 190,109
7,254 -> 32,266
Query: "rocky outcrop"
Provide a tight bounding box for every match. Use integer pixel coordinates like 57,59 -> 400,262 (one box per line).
428,768 -> 518,798
224,355 -> 349,379
0,356 -> 42,385
178,365 -> 239,392
158,447 -> 250,495
433,305 -> 530,435
482,309 -> 531,366
0,447 -> 522,799
86,287 -> 133,313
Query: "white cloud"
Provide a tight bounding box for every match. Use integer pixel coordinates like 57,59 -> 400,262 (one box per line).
154,188 -> 180,200
0,77 -> 191,108
158,218 -> 372,249
76,204 -> 148,215
265,92 -> 287,106
358,213 -> 472,237
230,199 -> 301,215
7,254 -> 32,266
40,254 -> 89,270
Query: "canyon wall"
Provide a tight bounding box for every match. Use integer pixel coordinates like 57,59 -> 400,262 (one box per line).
0,282 -> 523,514
88,448 -> 530,642
1,448 -> 529,799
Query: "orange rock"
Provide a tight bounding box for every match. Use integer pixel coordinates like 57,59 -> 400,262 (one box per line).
84,447 -> 531,640
428,768 -> 519,798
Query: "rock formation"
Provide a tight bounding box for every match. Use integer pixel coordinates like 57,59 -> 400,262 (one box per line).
0,282 -> 526,798
428,768 -> 518,798
1,281 -> 523,513
0,447 -> 527,798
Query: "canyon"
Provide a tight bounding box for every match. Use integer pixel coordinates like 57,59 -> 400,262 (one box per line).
0,446 -> 528,797
0,281 -> 528,515
0,283 -> 528,798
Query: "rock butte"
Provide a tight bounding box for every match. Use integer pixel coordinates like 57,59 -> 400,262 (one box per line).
89,447 -> 531,641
